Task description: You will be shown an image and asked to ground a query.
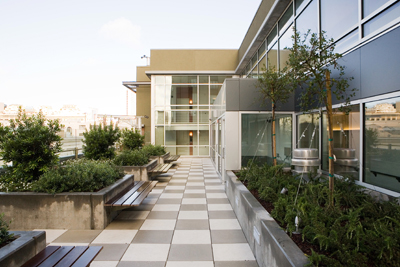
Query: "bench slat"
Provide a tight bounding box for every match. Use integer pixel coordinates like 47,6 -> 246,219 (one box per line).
38,246 -> 74,267
107,181 -> 145,206
54,246 -> 88,267
118,181 -> 152,206
105,181 -> 140,205
70,246 -> 102,267
21,246 -> 60,267
131,181 -> 158,206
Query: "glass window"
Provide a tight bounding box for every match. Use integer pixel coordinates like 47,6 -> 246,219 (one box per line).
363,2 -> 400,36
297,113 -> 319,149
258,41 -> 266,59
259,55 -> 267,74
210,85 -> 222,105
295,0 -> 318,38
322,105 -> 360,178
172,76 -> 197,84
169,85 -> 197,105
251,54 -> 258,68
267,26 -> 278,49
295,0 -> 307,14
279,3 -> 293,35
155,111 -> 164,124
166,111 -> 198,124
199,129 -> 209,145
364,97 -> 400,193
210,76 -> 231,83
335,29 -> 359,54
267,43 -> 278,70
279,26 -> 293,69
241,113 -> 292,166
199,76 -> 208,83
155,126 -> 164,145
363,0 -> 390,18
321,0 -> 358,40
165,126 -> 198,146
199,111 -> 209,124
155,85 -> 165,106
199,85 -> 209,105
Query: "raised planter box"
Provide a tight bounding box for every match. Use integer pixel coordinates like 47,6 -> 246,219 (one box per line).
225,171 -> 310,267
150,152 -> 170,164
0,175 -> 135,230
118,159 -> 158,181
0,231 -> 46,267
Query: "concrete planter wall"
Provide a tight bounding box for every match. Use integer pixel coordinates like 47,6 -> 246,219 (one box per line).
0,231 -> 46,267
118,159 -> 158,181
0,175 -> 135,230
150,152 -> 170,164
225,171 -> 310,267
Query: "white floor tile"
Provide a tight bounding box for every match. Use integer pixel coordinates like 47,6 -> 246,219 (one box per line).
90,261 -> 119,267
178,211 -> 208,220
181,198 -> 207,204
121,244 -> 170,261
172,230 -> 211,244
165,186 -> 186,190
184,189 -> 206,194
92,230 -> 137,244
212,244 -> 255,261
159,193 -> 184,199
166,261 -> 214,267
140,219 -> 176,230
207,204 -> 233,211
152,204 -> 181,211
209,219 -> 241,230
33,229 -> 67,244
206,193 -> 227,198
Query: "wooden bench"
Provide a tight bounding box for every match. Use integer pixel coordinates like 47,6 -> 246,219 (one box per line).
164,155 -> 180,163
21,246 -> 102,267
105,181 -> 157,208
149,163 -> 173,175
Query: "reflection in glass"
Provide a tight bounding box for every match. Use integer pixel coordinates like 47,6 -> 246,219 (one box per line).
268,43 -> 278,70
321,0 -> 358,40
335,29 -> 359,54
155,111 -> 164,124
242,114 -> 292,166
210,76 -> 231,83
258,41 -> 266,59
297,113 -> 319,149
210,85 -> 222,105
199,76 -> 208,83
363,2 -> 400,36
322,105 -> 360,177
170,85 -> 197,105
279,3 -> 293,35
166,111 -> 198,124
295,0 -> 318,39
199,111 -> 209,124
279,26 -> 293,69
165,127 -> 198,146
172,76 -> 197,83
155,126 -> 164,145
199,85 -> 209,105
363,0 -> 390,18
267,26 -> 277,49
199,129 -> 209,145
295,0 -> 307,14
364,97 -> 400,193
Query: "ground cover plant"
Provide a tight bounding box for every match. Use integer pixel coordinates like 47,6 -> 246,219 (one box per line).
82,123 -> 120,160
32,159 -> 123,193
237,161 -> 400,267
0,108 -> 63,191
114,149 -> 149,167
0,213 -> 13,248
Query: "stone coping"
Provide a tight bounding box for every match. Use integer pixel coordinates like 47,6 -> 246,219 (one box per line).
225,170 -> 310,267
0,231 -> 46,267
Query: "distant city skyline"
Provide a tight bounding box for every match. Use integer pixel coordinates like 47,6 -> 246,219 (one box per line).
0,0 -> 261,114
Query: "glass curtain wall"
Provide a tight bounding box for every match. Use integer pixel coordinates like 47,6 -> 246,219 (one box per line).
154,75 -> 230,155
241,113 -> 292,166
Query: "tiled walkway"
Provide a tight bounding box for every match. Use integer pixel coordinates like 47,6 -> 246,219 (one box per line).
35,157 -> 258,267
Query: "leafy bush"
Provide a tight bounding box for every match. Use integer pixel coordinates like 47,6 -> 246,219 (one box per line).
114,150 -> 149,166
238,161 -> 400,267
82,124 -> 120,160
32,159 -> 123,193
0,108 -> 63,191
120,128 -> 144,150
141,144 -> 166,157
0,213 -> 13,246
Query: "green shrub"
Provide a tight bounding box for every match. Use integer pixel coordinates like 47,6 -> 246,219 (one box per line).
141,144 -> 166,157
239,161 -> 400,267
114,150 -> 149,166
120,128 -> 144,150
0,213 -> 13,245
82,124 -> 120,160
0,108 -> 63,191
32,159 -> 123,193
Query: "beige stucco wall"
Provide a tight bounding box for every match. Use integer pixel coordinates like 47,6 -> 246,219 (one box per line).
149,49 -> 239,71
136,66 -> 151,143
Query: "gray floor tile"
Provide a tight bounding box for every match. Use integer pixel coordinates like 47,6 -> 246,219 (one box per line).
105,220 -> 144,230
147,211 -> 179,219
183,193 -> 206,198
52,230 -> 101,243
132,230 -> 173,244
180,204 -> 207,211
175,220 -> 209,230
156,198 -> 182,204
90,243 -> 128,261
214,261 -> 259,267
211,230 -> 247,243
185,186 -> 205,189
206,198 -> 230,204
205,190 -> 225,193
168,244 -> 212,261
208,211 -> 237,219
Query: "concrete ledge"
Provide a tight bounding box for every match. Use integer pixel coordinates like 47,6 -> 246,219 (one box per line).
150,152 -> 170,164
225,171 -> 310,267
0,231 -> 46,267
118,159 -> 158,181
0,175 -> 135,230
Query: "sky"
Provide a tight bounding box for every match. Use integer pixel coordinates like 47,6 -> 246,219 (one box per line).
0,0 -> 261,115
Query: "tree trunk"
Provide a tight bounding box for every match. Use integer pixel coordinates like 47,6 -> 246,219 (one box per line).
272,102 -> 277,166
325,70 -> 335,206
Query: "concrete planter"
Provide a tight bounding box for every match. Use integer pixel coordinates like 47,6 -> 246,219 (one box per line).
150,152 -> 170,164
0,175 -> 135,230
225,171 -> 310,267
118,159 -> 158,181
0,231 -> 46,267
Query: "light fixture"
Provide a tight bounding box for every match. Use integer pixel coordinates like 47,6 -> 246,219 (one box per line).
189,99 -> 193,104
189,131 -> 193,137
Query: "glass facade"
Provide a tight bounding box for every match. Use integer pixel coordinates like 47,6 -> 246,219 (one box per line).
153,75 -> 230,156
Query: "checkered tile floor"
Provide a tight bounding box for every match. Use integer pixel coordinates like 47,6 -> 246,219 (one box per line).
34,157 -> 258,267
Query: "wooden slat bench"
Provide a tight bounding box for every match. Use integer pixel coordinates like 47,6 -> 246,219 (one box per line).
149,163 -> 173,175
164,155 -> 180,163
105,181 -> 157,208
21,246 -> 102,267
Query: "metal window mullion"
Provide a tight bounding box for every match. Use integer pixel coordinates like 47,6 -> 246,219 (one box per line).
359,102 -> 364,183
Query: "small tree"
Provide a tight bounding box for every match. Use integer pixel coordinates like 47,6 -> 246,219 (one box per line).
288,30 -> 357,205
257,65 -> 296,166
120,128 -> 144,150
82,123 -> 120,160
0,107 -> 63,188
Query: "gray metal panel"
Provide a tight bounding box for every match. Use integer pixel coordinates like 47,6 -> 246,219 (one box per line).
238,78 -> 265,111
361,26 -> 400,98
225,79 -> 240,111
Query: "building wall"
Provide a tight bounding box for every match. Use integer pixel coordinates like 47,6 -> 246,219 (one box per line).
136,66 -> 151,143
